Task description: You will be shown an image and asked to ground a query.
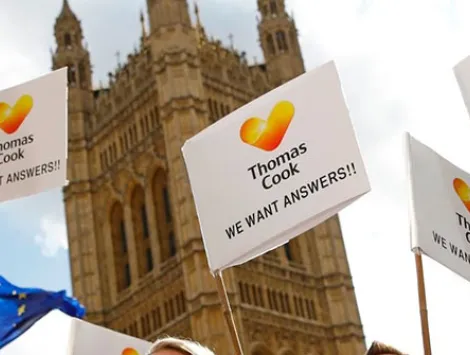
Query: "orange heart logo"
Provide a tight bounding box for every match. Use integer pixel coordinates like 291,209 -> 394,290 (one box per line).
122,348 -> 140,355
0,94 -> 33,135
453,178 -> 470,214
239,100 -> 295,152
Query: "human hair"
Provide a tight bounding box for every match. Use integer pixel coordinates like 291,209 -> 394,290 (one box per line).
146,336 -> 216,355
366,341 -> 406,355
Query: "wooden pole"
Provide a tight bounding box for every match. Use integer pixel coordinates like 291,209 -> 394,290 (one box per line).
414,252 -> 432,355
214,271 -> 244,355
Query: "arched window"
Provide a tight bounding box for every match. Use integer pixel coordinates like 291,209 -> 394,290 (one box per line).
64,33 -> 72,48
152,169 -> 176,262
258,287 -> 264,307
270,0 -> 278,15
131,185 -> 153,277
110,202 -> 131,291
266,34 -> 275,55
276,31 -> 288,52
78,62 -> 86,89
284,293 -> 291,313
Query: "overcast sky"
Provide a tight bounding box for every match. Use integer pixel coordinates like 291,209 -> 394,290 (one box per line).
3,0 -> 470,353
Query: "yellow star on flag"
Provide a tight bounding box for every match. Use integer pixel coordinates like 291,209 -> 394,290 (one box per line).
17,304 -> 26,316
18,293 -> 27,300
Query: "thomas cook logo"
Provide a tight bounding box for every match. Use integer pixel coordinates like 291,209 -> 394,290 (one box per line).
121,348 -> 140,355
454,178 -> 470,214
0,95 -> 33,135
239,101 -> 295,152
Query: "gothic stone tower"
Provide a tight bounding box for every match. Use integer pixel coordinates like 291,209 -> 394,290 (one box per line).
53,0 -> 366,353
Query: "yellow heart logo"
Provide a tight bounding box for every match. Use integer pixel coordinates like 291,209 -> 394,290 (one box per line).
454,178 -> 470,214
0,94 -> 33,135
239,100 -> 295,151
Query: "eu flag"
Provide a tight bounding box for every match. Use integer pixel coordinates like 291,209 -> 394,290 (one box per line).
0,276 -> 85,349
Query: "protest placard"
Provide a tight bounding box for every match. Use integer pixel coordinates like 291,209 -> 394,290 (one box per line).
0,69 -> 68,202
407,132 -> 470,282
454,55 -> 470,116
182,61 -> 370,272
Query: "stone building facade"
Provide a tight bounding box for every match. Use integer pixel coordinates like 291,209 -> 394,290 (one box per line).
52,0 -> 367,353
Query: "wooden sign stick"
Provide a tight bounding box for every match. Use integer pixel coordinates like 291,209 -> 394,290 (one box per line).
214,271 -> 244,355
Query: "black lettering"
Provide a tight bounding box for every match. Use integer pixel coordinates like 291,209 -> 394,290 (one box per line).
319,175 -> 328,188
457,212 -> 470,232
307,179 -> 320,194
433,231 -> 442,244
0,148 -> 25,165
245,213 -> 256,228
261,162 -> 300,190
247,143 -> 308,180
328,171 -> 338,184
225,222 -> 243,239
2,160 -> 59,185
299,185 -> 309,198
450,243 -> 459,255
0,134 -> 34,152
247,165 -> 257,179
289,148 -> 299,159
337,167 -> 347,180
244,200 -> 279,227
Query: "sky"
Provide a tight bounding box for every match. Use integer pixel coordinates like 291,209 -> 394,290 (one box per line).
2,0 -> 470,353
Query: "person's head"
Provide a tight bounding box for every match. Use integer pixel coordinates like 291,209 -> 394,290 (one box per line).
146,337 -> 215,355
366,341 -> 406,355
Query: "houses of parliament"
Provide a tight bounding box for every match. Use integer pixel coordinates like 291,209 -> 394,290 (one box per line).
52,0 -> 367,353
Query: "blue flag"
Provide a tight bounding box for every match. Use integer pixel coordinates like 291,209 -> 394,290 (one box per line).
0,276 -> 85,349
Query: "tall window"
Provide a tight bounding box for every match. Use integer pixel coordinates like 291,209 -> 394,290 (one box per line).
276,31 -> 288,52
120,220 -> 127,253
131,186 -> 153,277
64,33 -> 72,48
270,0 -> 278,14
146,247 -> 154,272
284,243 -> 292,261
78,62 -> 86,89
266,34 -> 275,55
67,65 -> 76,86
141,205 -> 149,238
110,202 -> 131,291
162,187 -> 172,222
153,170 -> 177,262
124,263 -> 131,288
284,240 -> 302,263
169,232 -> 176,257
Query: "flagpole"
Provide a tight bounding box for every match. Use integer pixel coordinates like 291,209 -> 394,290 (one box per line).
414,251 -> 432,355
214,271 -> 244,355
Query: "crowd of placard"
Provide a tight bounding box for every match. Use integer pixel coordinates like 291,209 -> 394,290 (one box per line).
2,55 -> 470,354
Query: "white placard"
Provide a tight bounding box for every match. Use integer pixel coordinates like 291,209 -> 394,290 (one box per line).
407,132 -> 470,282
2,310 -> 151,355
182,61 -> 371,272
0,69 -> 68,203
454,55 -> 470,116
